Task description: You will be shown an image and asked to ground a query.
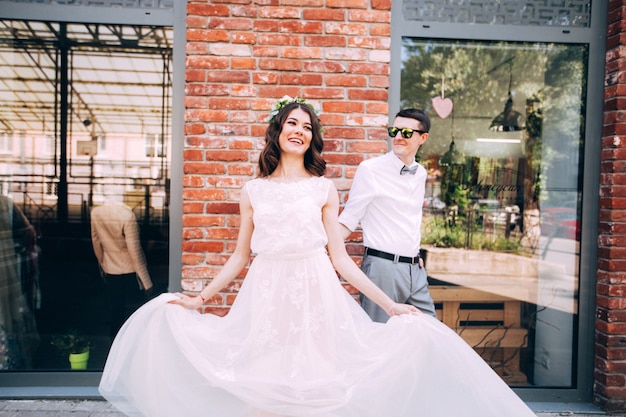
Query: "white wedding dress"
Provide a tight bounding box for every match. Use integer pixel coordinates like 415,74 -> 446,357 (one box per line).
99,176 -> 536,417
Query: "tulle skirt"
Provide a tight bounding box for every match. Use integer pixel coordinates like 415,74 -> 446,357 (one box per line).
99,249 -> 535,417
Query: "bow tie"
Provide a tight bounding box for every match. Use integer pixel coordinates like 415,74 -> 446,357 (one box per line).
400,165 -> 418,175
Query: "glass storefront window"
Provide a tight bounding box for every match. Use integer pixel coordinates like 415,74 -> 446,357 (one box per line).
0,20 -> 172,372
402,38 -> 586,387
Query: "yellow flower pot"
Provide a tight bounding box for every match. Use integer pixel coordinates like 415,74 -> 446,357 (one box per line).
68,350 -> 90,370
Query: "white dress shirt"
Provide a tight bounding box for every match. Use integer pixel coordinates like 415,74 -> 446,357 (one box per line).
339,151 -> 426,258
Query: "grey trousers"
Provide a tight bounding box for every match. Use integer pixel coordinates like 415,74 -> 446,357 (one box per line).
359,252 -> 437,323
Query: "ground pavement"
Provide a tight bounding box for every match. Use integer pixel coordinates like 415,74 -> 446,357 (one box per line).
0,400 -> 624,417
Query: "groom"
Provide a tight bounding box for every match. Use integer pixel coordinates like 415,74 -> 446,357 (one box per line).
339,108 -> 437,322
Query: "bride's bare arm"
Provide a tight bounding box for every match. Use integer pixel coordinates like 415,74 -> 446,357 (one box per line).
322,183 -> 419,317
169,187 -> 254,311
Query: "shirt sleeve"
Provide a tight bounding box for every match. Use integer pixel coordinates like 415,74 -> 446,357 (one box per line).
123,215 -> 153,290
338,163 -> 376,232
90,215 -> 104,265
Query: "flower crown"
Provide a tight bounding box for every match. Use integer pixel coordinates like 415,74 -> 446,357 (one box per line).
265,95 -> 320,123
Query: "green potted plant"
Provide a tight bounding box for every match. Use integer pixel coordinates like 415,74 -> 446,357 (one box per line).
51,329 -> 92,370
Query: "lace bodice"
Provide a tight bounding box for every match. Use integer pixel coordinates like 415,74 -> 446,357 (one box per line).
244,176 -> 331,255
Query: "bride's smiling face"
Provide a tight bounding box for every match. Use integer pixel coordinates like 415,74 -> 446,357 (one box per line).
278,108 -> 313,155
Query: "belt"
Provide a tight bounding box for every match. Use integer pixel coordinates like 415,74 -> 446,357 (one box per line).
365,247 -> 420,265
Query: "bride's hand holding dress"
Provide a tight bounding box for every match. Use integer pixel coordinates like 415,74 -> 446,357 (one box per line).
169,188 -> 255,312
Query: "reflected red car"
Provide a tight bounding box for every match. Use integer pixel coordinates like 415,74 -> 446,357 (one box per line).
540,208 -> 580,240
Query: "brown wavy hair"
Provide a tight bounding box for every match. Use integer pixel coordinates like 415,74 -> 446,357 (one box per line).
258,101 -> 326,177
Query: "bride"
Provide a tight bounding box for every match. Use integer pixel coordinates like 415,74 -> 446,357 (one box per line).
99,97 -> 536,417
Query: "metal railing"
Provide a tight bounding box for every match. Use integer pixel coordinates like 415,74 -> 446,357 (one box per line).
4,178 -> 168,227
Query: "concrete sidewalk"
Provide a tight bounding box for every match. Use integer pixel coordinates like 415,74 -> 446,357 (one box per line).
0,400 -> 623,416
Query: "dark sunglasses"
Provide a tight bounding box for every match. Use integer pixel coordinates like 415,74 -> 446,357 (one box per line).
387,126 -> 427,139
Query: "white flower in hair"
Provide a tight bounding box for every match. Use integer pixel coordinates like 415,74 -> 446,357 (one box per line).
278,95 -> 293,105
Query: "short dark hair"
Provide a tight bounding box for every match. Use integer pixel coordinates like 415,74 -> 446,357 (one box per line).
395,108 -> 430,133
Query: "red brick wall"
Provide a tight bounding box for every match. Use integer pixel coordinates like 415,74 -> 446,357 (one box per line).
181,0 -> 390,315
596,0 -> 626,411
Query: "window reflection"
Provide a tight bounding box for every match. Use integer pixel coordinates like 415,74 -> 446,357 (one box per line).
403,38 -> 586,387
0,20 -> 172,372
0,196 -> 40,369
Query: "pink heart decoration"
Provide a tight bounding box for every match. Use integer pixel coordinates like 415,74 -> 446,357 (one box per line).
432,96 -> 453,119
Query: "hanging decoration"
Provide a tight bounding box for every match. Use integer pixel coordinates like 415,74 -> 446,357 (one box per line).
488,56 -> 524,131
432,75 -> 453,119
